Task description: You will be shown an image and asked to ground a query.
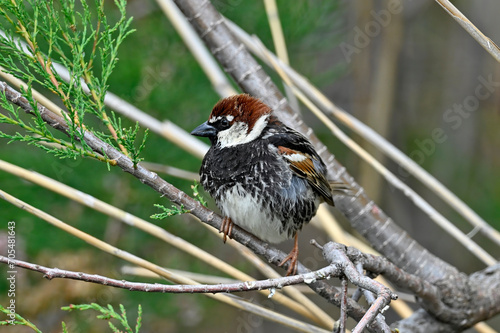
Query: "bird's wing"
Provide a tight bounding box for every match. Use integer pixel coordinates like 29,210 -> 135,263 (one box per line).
266,125 -> 334,205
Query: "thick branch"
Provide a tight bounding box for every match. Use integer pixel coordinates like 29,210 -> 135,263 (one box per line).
166,2 -> 500,330
347,244 -> 500,329
345,246 -> 465,323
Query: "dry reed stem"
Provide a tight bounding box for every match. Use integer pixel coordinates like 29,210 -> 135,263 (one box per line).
435,0 -> 500,63
0,66 -> 65,119
263,0 -> 300,112
155,0 -> 237,97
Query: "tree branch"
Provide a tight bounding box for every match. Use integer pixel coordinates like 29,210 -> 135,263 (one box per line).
0,255 -> 340,294
345,245 -> 500,329
319,242 -> 395,333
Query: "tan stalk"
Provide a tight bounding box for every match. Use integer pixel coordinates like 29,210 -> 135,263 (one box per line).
0,66 -> 65,119
435,0 -> 500,63
121,266 -> 240,284
140,161 -> 200,181
263,0 -> 299,112
155,0 -> 237,97
358,0 -> 403,202
9,4 -> 79,125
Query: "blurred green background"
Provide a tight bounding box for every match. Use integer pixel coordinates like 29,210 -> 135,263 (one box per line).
0,0 -> 499,332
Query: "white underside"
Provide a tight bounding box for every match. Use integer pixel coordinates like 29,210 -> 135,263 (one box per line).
218,184 -> 289,243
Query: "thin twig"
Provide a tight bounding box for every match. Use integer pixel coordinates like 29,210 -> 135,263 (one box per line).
338,277 -> 348,333
435,0 -> 500,63
140,161 -> 199,180
121,266 -> 240,284
263,0 -> 299,112
0,255 -> 339,294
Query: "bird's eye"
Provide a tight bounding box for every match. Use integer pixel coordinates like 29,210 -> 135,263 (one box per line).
220,117 -> 230,129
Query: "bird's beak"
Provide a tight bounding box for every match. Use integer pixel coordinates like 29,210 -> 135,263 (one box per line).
191,121 -> 217,138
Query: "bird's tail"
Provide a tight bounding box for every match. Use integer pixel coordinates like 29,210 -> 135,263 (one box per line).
329,180 -> 355,196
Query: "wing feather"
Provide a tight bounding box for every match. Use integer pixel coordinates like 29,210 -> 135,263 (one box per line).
276,145 -> 334,206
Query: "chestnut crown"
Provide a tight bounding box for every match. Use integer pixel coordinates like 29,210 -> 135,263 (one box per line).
191,94 -> 274,148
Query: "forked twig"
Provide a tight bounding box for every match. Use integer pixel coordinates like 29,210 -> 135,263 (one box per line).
312,241 -> 395,332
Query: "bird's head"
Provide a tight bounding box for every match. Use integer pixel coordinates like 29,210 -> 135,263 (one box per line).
191,94 -> 273,148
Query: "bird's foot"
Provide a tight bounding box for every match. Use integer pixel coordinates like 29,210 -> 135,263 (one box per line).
220,216 -> 233,243
279,235 -> 299,276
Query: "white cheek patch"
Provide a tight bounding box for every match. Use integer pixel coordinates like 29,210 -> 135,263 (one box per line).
217,115 -> 269,148
217,122 -> 249,148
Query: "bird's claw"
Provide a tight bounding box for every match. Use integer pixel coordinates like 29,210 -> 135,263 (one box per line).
220,216 -> 233,243
279,234 -> 299,276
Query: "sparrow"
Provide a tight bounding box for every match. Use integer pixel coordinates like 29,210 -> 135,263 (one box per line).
191,94 -> 344,275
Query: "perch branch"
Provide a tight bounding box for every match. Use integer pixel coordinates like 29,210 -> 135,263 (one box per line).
319,242 -> 396,333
